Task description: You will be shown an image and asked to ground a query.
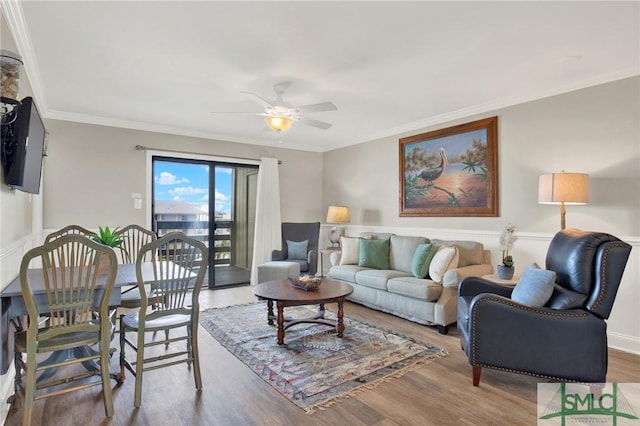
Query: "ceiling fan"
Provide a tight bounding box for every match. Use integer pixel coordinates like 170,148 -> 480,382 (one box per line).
212,82 -> 337,132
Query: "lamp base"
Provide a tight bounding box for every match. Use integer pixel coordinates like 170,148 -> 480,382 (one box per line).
328,226 -> 344,248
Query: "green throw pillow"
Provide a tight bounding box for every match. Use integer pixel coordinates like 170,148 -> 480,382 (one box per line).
287,240 -> 308,260
358,238 -> 390,269
411,243 -> 436,278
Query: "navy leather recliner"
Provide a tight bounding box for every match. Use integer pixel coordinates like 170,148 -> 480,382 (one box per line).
457,228 -> 632,386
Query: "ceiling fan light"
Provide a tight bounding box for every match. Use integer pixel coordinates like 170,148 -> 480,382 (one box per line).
265,115 -> 293,132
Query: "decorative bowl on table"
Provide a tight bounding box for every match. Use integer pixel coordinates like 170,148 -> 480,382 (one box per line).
290,276 -> 322,291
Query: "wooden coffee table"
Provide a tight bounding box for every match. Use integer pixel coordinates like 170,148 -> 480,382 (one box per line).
253,278 -> 354,345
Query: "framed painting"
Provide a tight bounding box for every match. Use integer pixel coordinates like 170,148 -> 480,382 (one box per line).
399,116 -> 498,217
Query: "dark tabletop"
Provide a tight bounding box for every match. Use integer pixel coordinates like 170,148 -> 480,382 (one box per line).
253,278 -> 353,303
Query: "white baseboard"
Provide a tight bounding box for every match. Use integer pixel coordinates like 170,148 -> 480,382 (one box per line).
608,331 -> 640,355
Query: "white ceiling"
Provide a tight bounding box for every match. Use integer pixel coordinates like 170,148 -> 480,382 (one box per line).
3,1 -> 639,152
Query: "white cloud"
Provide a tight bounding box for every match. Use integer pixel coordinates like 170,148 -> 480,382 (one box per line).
155,172 -> 190,185
217,167 -> 232,174
168,186 -> 208,197
215,189 -> 228,201
172,195 -> 182,201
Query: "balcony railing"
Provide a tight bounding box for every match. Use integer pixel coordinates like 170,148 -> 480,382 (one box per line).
154,220 -> 232,266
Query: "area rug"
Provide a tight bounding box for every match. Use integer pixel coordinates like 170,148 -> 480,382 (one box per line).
199,302 -> 447,413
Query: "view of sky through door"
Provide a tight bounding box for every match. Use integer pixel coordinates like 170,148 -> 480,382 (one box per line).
154,161 -> 232,219
152,158 -> 256,288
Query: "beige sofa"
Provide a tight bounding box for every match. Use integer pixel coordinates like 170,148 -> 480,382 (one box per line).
327,233 -> 493,334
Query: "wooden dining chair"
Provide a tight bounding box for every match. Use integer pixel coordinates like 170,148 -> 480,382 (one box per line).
115,224 -> 158,309
14,234 -> 117,425
119,232 -> 208,407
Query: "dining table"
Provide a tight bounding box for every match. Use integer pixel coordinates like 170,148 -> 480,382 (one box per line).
0,262 -> 173,378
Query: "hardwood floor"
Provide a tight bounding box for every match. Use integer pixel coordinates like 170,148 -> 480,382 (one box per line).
5,286 -> 640,425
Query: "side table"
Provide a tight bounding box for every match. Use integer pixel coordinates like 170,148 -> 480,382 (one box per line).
319,248 -> 341,278
481,274 -> 521,288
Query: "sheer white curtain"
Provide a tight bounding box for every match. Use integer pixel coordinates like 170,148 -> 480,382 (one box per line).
250,157 -> 282,285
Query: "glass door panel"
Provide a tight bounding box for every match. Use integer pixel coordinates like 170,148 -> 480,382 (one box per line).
152,157 -> 257,289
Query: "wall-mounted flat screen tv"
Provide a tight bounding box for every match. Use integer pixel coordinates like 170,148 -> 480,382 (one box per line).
1,97 -> 45,194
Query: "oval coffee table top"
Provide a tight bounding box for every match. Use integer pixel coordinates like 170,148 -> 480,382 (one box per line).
253,278 -> 353,303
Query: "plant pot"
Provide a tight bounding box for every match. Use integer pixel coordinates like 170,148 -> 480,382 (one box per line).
497,265 -> 514,280
97,253 -> 114,276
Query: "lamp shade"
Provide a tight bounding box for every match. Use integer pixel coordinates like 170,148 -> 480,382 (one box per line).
326,205 -> 350,223
264,116 -> 293,132
538,173 -> 589,205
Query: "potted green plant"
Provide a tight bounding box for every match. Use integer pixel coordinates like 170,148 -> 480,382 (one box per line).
497,223 -> 517,280
90,226 -> 127,271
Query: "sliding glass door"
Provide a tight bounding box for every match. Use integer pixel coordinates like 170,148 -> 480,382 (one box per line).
152,157 -> 258,288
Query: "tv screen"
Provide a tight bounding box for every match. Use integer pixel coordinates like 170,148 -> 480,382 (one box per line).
1,97 -> 45,194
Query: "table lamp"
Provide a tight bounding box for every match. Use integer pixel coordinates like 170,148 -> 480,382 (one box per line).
538,171 -> 589,230
326,205 -> 350,248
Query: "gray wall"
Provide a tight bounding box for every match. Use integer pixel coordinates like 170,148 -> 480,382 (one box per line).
42,121 -> 324,229
322,76 -> 640,238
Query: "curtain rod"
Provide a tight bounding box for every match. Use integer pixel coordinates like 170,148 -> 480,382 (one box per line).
134,145 -> 282,165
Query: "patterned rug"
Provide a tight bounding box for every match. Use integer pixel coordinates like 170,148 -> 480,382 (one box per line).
199,302 -> 447,413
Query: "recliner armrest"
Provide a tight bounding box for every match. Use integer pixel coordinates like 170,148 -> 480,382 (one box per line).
458,276 -> 513,298
307,249 -> 318,275
271,249 -> 286,261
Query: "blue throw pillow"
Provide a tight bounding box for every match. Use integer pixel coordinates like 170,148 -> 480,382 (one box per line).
511,263 -> 556,307
358,238 -> 390,269
411,243 -> 436,278
287,240 -> 308,261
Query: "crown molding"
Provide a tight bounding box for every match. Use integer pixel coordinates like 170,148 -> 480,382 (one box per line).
1,0 -> 48,111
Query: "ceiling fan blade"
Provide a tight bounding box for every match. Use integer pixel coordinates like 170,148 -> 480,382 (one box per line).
296,116 -> 333,130
296,101 -> 338,114
240,91 -> 274,109
210,111 -> 263,115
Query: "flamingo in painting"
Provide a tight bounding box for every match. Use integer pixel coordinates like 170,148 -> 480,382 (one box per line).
419,147 -> 448,184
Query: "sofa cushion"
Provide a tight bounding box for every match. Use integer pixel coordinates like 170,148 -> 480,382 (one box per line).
389,235 -> 429,274
359,238 -> 390,269
327,264 -> 367,283
511,263 -> 556,307
359,232 -> 394,240
355,269 -> 411,290
387,276 -> 442,302
411,243 -> 437,279
429,245 -> 459,284
431,239 -> 483,267
340,236 -> 360,265
286,240 -> 308,260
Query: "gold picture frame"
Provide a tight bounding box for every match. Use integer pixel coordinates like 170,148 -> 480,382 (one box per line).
399,116 -> 498,217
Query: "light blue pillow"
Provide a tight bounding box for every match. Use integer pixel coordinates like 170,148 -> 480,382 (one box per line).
511,263 -> 556,307
411,243 -> 436,278
358,238 -> 390,269
287,240 -> 308,261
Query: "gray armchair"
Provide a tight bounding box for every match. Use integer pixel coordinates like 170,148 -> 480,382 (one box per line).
271,222 -> 321,276
458,228 -> 631,386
